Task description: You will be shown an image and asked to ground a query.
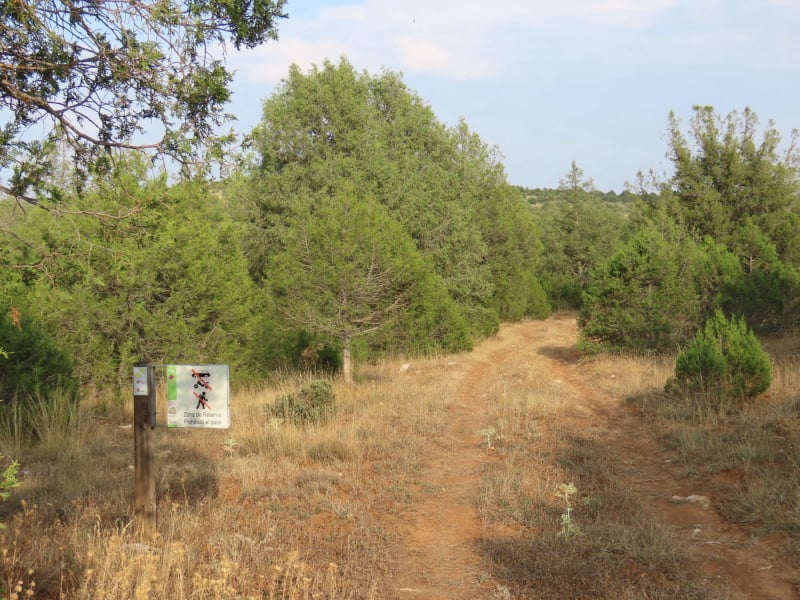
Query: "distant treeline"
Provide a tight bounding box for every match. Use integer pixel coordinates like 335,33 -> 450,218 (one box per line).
533,107 -> 800,354
1,55 -> 798,409
518,186 -> 640,205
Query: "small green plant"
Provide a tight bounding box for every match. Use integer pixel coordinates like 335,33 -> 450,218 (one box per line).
479,419 -> 506,449
266,380 -> 337,426
556,482 -> 581,538
479,426 -> 497,449
666,310 -> 772,409
0,458 -> 20,529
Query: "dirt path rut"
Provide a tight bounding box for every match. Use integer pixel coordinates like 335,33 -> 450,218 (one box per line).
384,317 -> 797,599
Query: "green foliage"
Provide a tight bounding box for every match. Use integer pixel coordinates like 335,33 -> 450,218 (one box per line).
384,267 -> 474,355
1,163 -> 265,386
265,182 -> 472,368
0,458 -> 20,528
719,224 -> 800,332
578,106 -> 800,353
446,121 -> 550,327
667,107 -> 799,250
667,311 -> 772,406
250,324 -> 323,373
476,184 -> 551,320
665,106 -> 800,330
0,459 -> 19,503
536,163 -> 631,310
578,222 -> 704,353
274,330 -> 342,374
266,380 -> 337,426
1,0 -> 286,204
243,58 -> 547,355
0,307 -> 77,404
694,237 -> 746,316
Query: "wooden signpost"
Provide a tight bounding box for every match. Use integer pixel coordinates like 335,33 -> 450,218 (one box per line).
132,364 -> 230,538
132,364 -> 156,538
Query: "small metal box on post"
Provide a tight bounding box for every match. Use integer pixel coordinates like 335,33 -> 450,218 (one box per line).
132,364 -> 156,538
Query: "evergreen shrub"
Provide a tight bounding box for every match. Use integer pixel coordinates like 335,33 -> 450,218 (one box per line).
0,457 -> 20,529
266,380 -> 337,426
666,310 -> 772,407
0,310 -> 78,404
578,226 -> 703,353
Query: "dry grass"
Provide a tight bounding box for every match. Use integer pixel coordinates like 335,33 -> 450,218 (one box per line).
475,351 -> 721,599
0,324 -> 798,598
624,343 -> 800,564
0,359 -> 457,599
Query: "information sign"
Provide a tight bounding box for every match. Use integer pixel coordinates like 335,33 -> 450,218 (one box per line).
166,364 -> 230,428
133,366 -> 149,395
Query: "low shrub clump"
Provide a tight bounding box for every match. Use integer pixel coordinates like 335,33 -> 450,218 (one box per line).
666,310 -> 772,409
0,310 -> 78,405
265,380 -> 337,426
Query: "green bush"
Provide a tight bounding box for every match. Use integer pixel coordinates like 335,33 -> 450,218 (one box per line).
578,225 -> 704,353
0,457 -> 20,529
266,380 -> 337,426
666,310 -> 772,407
0,309 -> 78,404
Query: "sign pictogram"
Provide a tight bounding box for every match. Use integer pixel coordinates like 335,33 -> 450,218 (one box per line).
133,366 -> 149,396
166,364 -> 230,428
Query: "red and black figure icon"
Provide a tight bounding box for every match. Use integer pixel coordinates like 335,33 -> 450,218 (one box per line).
194,389 -> 212,410
192,369 -> 212,390
191,368 -> 213,410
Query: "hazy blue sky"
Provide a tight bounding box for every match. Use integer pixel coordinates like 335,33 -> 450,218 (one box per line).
224,0 -> 800,191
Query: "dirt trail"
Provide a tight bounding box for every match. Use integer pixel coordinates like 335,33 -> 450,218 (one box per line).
385,316 -> 797,599
386,325 -> 521,599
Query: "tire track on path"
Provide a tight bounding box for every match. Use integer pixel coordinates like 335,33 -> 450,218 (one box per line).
386,326 -> 527,599
518,317 -> 798,599
384,317 -> 797,598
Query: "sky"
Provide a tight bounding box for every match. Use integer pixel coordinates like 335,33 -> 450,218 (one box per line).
223,0 -> 800,192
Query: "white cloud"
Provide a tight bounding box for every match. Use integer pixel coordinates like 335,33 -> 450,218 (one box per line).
393,34 -> 498,79
234,37 -> 352,83
228,0 -> 797,88
230,0 -> 682,84
220,0 -> 800,191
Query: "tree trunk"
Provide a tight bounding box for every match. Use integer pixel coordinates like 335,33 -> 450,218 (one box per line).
342,336 -> 353,384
